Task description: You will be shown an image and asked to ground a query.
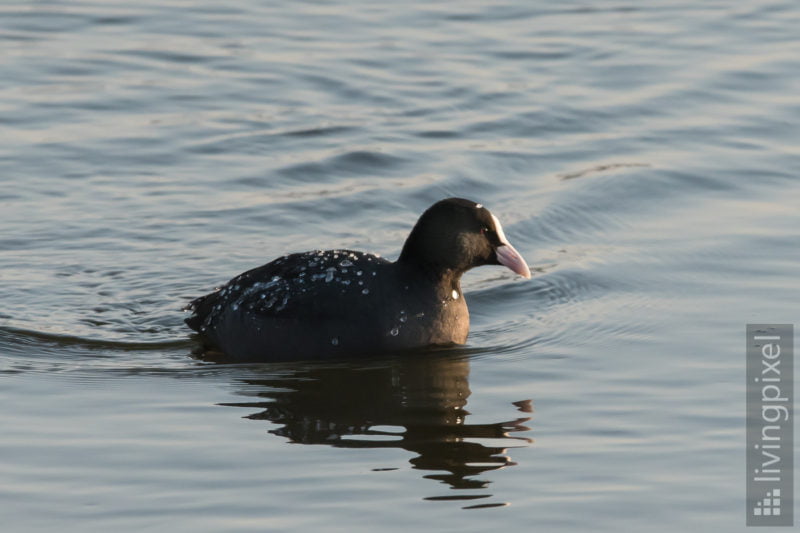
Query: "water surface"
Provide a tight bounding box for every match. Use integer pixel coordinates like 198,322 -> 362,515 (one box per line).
1,0 -> 799,530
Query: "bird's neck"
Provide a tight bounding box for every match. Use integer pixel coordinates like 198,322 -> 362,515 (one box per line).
395,255 -> 463,292
398,230 -> 466,282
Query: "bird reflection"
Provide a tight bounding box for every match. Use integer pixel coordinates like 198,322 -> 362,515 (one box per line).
219,352 -> 532,504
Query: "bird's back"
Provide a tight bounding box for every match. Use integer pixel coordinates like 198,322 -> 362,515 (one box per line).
185,249 -> 466,361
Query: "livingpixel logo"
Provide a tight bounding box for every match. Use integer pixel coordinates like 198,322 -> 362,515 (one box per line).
746,324 -> 793,527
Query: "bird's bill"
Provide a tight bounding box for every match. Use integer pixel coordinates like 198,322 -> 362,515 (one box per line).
490,213 -> 531,279
495,243 -> 531,279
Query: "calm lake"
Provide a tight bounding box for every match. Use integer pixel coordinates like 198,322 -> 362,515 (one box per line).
1,0 -> 799,531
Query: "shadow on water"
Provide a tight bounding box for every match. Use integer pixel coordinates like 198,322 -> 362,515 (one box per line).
220,352 -> 533,508
0,324 -> 535,508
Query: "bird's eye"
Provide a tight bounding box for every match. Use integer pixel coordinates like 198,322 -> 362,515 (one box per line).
480,226 -> 490,235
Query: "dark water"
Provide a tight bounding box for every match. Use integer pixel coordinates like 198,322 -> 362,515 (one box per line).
2,0 -> 799,530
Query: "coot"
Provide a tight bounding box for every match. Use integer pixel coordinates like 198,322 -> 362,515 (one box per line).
185,198 -> 530,361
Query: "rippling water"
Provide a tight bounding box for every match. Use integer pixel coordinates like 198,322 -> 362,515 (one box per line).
2,0 -> 799,530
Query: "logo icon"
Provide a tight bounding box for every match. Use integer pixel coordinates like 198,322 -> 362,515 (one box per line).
753,489 -> 781,517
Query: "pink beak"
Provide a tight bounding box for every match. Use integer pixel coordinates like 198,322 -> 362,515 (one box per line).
496,243 -> 531,279
489,213 -> 531,279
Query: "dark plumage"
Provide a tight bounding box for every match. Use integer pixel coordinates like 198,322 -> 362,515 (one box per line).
185,198 -> 530,361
